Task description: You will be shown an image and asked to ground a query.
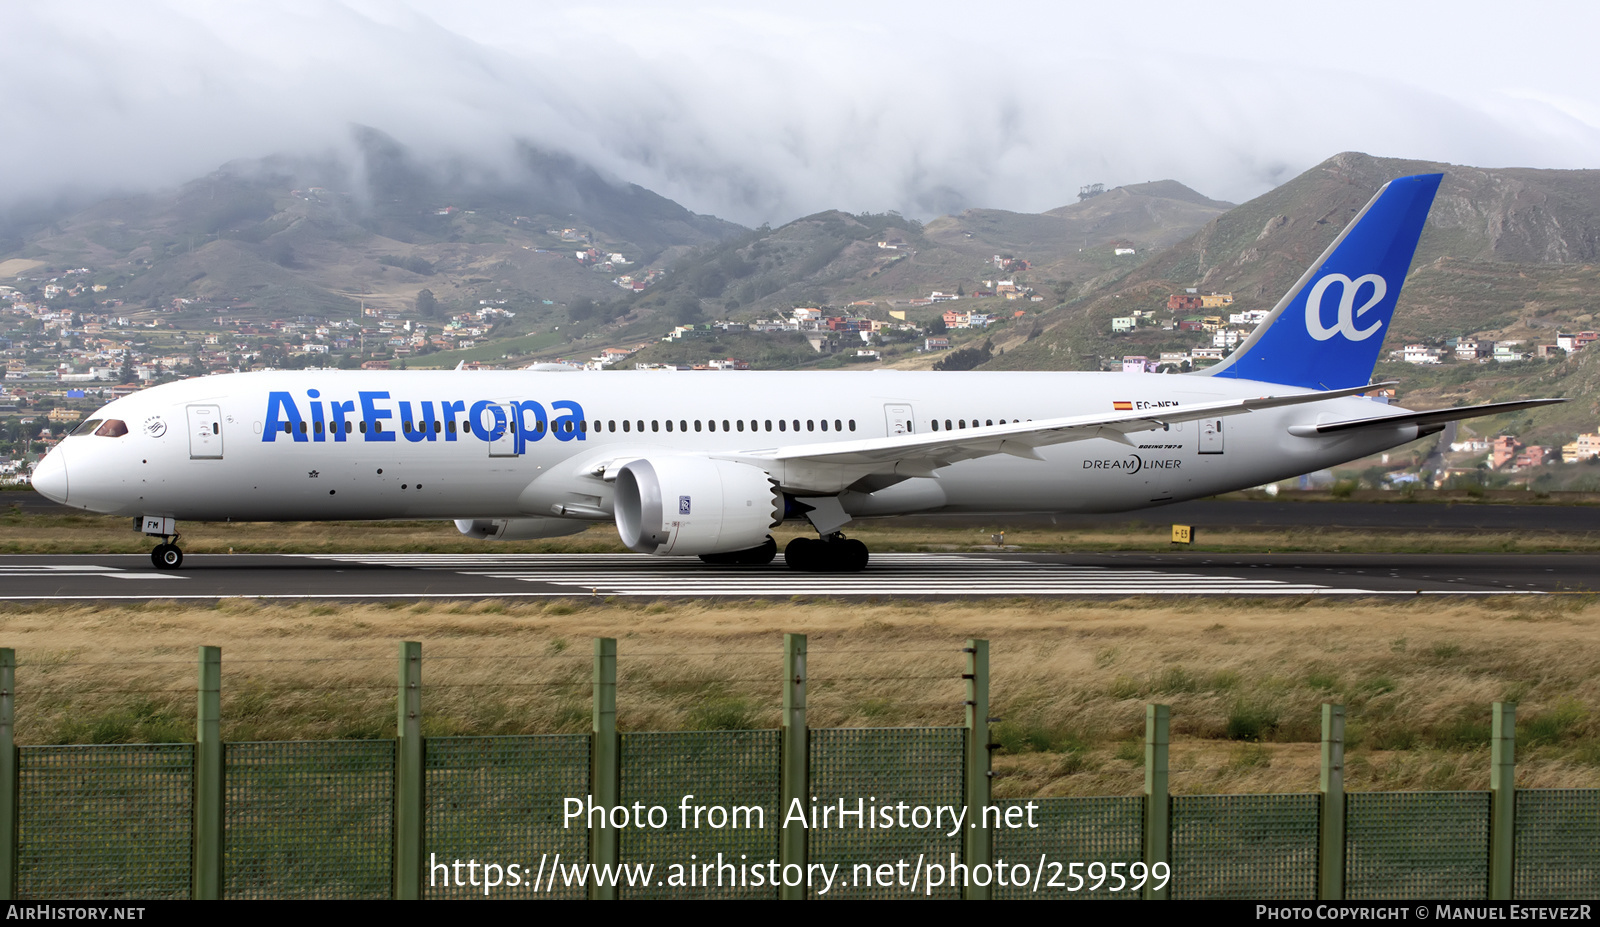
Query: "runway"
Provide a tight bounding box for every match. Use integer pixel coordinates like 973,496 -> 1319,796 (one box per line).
0,551 -> 1589,601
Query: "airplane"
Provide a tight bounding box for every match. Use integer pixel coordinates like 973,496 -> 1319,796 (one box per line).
29,173 -> 1562,572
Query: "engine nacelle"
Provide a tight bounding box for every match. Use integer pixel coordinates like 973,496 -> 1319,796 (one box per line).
454,517 -> 591,541
613,457 -> 780,555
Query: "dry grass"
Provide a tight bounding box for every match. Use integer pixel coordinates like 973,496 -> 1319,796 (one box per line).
4,508 -> 1600,554
1,595 -> 1597,796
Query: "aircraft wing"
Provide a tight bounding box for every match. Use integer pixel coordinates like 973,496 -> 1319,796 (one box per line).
737,381 -> 1391,473
1286,398 -> 1566,436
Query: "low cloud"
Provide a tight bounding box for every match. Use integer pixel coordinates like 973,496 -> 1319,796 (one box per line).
5,1 -> 1600,228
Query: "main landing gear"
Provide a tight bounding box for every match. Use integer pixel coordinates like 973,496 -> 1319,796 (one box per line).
784,533 -> 869,573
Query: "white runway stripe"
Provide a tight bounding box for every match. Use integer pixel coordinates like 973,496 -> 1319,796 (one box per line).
304,553 -> 1381,596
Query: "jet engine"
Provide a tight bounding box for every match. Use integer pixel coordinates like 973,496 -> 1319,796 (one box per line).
454,517 -> 591,541
613,457 -> 781,555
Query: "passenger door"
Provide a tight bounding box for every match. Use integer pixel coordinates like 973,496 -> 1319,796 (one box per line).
187,404 -> 223,459
486,402 -> 518,458
1199,418 -> 1224,454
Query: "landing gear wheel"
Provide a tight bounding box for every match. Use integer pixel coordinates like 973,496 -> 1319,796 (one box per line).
784,536 -> 868,573
841,538 -> 869,572
783,537 -> 817,571
152,543 -> 183,570
699,536 -> 778,565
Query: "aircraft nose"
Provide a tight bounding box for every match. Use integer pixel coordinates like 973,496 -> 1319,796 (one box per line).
31,447 -> 68,504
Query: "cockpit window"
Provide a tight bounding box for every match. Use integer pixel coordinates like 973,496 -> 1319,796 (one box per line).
72,419 -> 103,436
94,420 -> 129,438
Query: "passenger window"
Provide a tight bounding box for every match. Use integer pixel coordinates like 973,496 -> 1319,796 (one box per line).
580,420 -> 587,433
835,420 -> 842,432
299,422 -> 308,434
434,421 -> 441,434
95,419 -> 128,437
680,420 -> 687,432
820,420 -> 828,432
722,420 -> 730,431
445,420 -> 454,434
959,420 -> 966,429
73,419 -> 102,436
652,421 -> 659,432
945,420 -> 952,431
849,420 -> 856,431
986,419 -> 993,427
807,420 -> 815,432
695,420 -> 702,432
932,420 -> 940,431
609,421 -> 616,433
778,420 -> 786,432
736,420 -> 744,432
764,420 -> 772,431
792,420 -> 800,432
623,420 -> 631,432
374,421 -> 383,433
402,421 -> 411,434
666,421 -> 673,432
637,421 -> 645,432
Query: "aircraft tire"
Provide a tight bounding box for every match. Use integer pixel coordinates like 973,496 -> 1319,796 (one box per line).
842,538 -> 869,572
783,537 -> 816,570
152,544 -> 183,571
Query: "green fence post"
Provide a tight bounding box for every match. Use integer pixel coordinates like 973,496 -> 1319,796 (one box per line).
964,639 -> 991,900
1143,703 -> 1170,901
1319,704 -> 1345,900
0,648 -> 15,901
1490,701 -> 1516,900
194,645 -> 222,900
591,638 -> 619,901
394,641 -> 423,900
780,633 -> 807,900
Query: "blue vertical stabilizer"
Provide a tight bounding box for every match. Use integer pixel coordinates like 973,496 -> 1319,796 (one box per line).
1200,173 -> 1442,390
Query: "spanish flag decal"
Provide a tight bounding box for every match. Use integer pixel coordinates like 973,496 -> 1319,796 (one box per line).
1113,401 -> 1133,411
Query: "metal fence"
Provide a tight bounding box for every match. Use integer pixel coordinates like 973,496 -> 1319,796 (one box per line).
17,744 -> 192,901
426,734 -> 591,900
0,640 -> 1592,901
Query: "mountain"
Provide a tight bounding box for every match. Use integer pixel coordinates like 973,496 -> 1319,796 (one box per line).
986,151 -> 1600,447
624,180 -> 1233,331
3,130 -> 745,321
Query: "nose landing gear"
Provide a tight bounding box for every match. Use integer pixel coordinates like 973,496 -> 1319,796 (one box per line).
136,516 -> 184,570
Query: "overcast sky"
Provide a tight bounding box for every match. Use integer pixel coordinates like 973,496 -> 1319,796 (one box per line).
6,1 -> 1600,227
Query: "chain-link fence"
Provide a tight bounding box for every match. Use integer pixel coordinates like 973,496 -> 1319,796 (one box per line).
425,734 -> 591,900
1345,791 -> 1490,900
808,728 -> 965,899
1514,789 -> 1600,900
993,796 -> 1144,900
1171,793 -> 1319,900
619,730 -> 781,899
17,744 -> 193,900
223,740 -> 394,900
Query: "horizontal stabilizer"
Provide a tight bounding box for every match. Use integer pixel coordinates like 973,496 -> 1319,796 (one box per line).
1288,399 -> 1566,436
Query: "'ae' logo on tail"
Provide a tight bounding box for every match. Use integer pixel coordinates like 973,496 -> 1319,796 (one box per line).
1305,273 -> 1387,342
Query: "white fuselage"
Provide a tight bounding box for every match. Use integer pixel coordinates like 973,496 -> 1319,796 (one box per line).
37,369 -> 1419,526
